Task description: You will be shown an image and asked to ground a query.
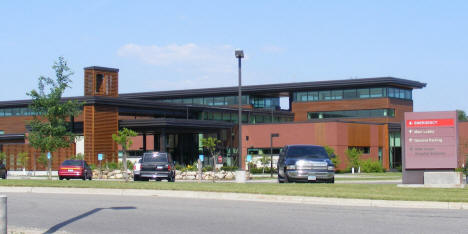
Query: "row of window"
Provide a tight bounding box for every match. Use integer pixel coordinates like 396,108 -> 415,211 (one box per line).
308,108 -> 395,119
293,87 -> 412,102
0,107 -> 36,117
159,95 -> 281,109
160,95 -> 250,106
197,111 -> 293,124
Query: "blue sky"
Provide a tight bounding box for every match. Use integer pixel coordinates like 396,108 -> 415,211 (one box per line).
1,1 -> 467,112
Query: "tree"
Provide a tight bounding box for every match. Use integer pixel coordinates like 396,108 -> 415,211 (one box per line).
0,152 -> 6,164
112,128 -> 137,182
258,154 -> 271,174
201,137 -> 221,182
324,146 -> 340,169
27,57 -> 83,180
345,148 -> 362,172
457,110 -> 467,121
17,152 -> 30,175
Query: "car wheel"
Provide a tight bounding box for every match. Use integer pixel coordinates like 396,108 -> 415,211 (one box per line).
168,176 -> 175,182
330,178 -> 335,184
88,175 -> 92,180
133,175 -> 140,181
82,174 -> 86,180
66,178 -> 70,180
59,176 -> 64,180
283,170 -> 290,183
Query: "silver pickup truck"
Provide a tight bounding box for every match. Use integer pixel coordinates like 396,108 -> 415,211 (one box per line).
277,145 -> 335,183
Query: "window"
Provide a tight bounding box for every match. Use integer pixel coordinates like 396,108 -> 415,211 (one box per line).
213,97 -> 225,106
308,108 -> 395,119
95,74 -> 104,93
331,90 -> 343,100
348,146 -> 370,154
370,88 -> 383,98
343,89 -> 357,99
319,91 -> 331,101
193,98 -> 203,105
296,92 -> 308,102
307,91 -> 318,101
183,98 -> 193,104
203,97 -> 214,105
225,96 -> 236,105
357,89 -> 370,98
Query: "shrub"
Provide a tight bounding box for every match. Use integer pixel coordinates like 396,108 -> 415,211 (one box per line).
220,166 -> 238,171
324,146 -> 340,168
105,162 -> 118,170
175,164 -> 184,171
250,167 -> 278,174
202,166 -> 213,172
345,148 -> 362,170
360,159 -> 384,173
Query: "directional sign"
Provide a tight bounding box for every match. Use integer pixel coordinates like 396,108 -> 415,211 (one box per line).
47,152 -> 51,159
404,111 -> 458,169
98,153 -> 103,161
199,155 -> 204,161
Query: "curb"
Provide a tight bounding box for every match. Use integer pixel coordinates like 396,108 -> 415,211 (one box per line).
1,186 -> 467,210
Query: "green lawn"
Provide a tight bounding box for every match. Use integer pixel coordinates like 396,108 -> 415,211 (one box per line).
1,179 -> 467,203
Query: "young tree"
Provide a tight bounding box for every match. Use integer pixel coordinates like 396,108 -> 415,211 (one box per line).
17,152 -> 30,175
345,148 -> 362,173
201,137 -> 221,182
258,154 -> 271,174
27,57 -> 83,180
0,152 -> 6,164
112,128 -> 137,182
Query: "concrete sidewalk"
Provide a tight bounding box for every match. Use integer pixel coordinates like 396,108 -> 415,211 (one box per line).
1,186 -> 467,210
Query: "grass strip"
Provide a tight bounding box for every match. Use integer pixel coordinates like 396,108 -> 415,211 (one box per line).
1,179 -> 467,203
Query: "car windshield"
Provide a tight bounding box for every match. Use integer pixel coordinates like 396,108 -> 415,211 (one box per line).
61,160 -> 83,166
287,146 -> 329,159
142,153 -> 168,163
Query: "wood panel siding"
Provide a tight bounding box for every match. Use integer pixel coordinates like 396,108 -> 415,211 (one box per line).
292,97 -> 413,123
2,143 -> 75,170
0,116 -> 34,134
84,69 -> 118,97
83,105 -> 118,165
242,122 -> 387,170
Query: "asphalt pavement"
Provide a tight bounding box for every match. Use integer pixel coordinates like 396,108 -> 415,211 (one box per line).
4,192 -> 468,234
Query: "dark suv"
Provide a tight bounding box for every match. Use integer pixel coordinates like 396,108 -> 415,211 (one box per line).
139,152 -> 175,182
277,145 -> 335,183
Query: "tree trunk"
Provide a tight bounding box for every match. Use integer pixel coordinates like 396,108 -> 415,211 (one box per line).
123,148 -> 128,182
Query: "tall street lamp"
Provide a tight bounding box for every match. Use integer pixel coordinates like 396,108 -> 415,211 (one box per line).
270,133 -> 279,177
235,50 -> 244,169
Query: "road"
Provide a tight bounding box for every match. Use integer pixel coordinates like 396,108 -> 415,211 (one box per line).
4,192 -> 468,234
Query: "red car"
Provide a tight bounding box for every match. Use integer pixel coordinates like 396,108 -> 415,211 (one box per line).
58,160 -> 93,180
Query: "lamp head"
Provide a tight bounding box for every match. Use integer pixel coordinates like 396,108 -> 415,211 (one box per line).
235,50 -> 244,59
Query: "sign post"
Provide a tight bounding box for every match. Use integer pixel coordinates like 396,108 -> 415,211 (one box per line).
98,153 -> 103,179
403,111 -> 459,185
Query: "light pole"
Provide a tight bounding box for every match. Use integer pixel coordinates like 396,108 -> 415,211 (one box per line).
270,133 -> 279,177
235,50 -> 244,169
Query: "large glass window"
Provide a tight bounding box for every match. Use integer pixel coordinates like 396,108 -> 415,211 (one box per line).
308,108 -> 395,119
213,97 -> 225,106
308,91 -> 318,101
343,89 -> 357,99
331,90 -> 343,100
319,91 -> 331,101
370,88 -> 383,98
297,92 -> 308,102
203,97 -> 214,106
193,98 -> 203,105
357,89 -> 370,98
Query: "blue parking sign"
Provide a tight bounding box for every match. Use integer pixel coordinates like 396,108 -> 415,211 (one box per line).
47,152 -> 51,159
246,154 -> 252,162
98,153 -> 103,161
199,155 -> 204,161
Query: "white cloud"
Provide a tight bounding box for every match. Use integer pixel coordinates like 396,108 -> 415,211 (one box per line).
117,43 -> 241,90
117,43 -> 234,72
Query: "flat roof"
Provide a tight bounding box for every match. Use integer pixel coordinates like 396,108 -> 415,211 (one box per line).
120,77 -> 427,99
